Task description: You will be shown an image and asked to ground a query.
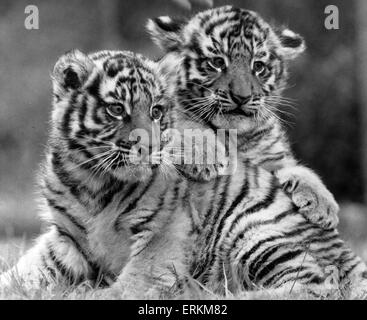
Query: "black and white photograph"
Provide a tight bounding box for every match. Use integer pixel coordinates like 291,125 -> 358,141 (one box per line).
0,0 -> 367,303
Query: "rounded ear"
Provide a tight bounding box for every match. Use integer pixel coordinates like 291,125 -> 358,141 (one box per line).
146,16 -> 185,52
52,49 -> 95,94
275,28 -> 306,60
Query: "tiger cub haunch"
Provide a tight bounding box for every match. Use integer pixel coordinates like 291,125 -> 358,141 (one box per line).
147,5 -> 339,230
184,162 -> 367,298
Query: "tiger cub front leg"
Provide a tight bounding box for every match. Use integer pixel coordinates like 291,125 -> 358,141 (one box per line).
114,232 -> 187,299
104,210 -> 189,299
275,166 -> 339,229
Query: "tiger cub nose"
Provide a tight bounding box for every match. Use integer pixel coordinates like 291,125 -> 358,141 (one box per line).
116,139 -> 134,149
230,91 -> 252,106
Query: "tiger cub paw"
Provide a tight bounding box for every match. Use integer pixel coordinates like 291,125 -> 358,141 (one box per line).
276,167 -> 339,230
180,164 -> 219,182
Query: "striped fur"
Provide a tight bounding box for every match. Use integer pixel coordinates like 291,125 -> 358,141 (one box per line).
1,48 -> 366,299
145,6 -> 367,297
147,5 -> 339,230
0,50 -> 193,296
183,161 -> 367,297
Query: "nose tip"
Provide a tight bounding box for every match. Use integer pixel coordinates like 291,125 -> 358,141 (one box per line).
116,139 -> 134,149
215,89 -> 227,97
230,91 -> 251,106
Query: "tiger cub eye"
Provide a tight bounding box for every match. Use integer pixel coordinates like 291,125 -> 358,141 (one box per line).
208,57 -> 226,72
150,105 -> 163,121
253,61 -> 267,76
106,104 -> 126,119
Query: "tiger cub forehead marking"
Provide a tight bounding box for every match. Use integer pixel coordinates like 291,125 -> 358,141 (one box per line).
89,52 -> 163,116
182,6 -> 275,60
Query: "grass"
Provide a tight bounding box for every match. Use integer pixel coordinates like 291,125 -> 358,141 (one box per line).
0,239 -> 365,300
1,203 -> 367,300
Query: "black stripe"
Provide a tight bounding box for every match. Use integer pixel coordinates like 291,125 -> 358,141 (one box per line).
46,198 -> 87,233
204,14 -> 239,36
188,33 -> 204,56
45,181 -> 64,196
98,180 -> 125,211
51,151 -> 85,203
61,93 -> 78,138
223,175 -> 280,254
74,96 -> 102,138
231,176 -> 280,240
246,177 -> 279,214
276,272 -> 324,288
198,175 -> 234,277
258,153 -> 286,166
255,249 -> 304,282
100,130 -> 118,142
238,126 -> 273,143
77,95 -> 88,135
341,258 -> 361,278
204,175 -> 232,248
238,222 -> 313,265
42,254 -> 56,280
54,226 -> 96,278
249,243 -> 288,282
53,225 -> 113,287
129,189 -> 167,237
184,183 -> 200,236
202,176 -> 222,226
48,244 -> 79,285
114,173 -> 157,231
170,179 -> 182,211
263,266 -> 305,288
209,171 -> 250,276
311,241 -> 344,255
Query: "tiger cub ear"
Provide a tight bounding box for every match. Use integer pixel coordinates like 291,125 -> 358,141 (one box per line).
146,16 -> 185,51
52,49 -> 95,95
275,28 -> 306,60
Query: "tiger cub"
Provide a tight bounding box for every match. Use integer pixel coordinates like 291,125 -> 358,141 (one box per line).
0,50 -> 194,298
147,5 -> 339,230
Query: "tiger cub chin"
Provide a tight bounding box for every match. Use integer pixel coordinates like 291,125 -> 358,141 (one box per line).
147,5 -> 339,230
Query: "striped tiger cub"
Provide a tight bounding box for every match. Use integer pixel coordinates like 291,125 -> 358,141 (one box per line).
147,5 -> 339,230
0,50 -> 195,298
144,6 -> 367,297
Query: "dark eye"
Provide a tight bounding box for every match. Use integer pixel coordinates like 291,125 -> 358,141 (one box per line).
233,25 -> 241,35
208,57 -> 226,72
253,61 -> 267,76
106,104 -> 125,119
151,105 -> 163,121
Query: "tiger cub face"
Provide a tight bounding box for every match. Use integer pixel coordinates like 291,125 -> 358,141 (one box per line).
51,50 -> 174,181
147,5 -> 305,134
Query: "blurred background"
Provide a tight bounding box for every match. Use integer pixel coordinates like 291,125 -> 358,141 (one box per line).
0,0 -> 366,257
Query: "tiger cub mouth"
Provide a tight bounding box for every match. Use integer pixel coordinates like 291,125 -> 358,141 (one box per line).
221,105 -> 258,117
